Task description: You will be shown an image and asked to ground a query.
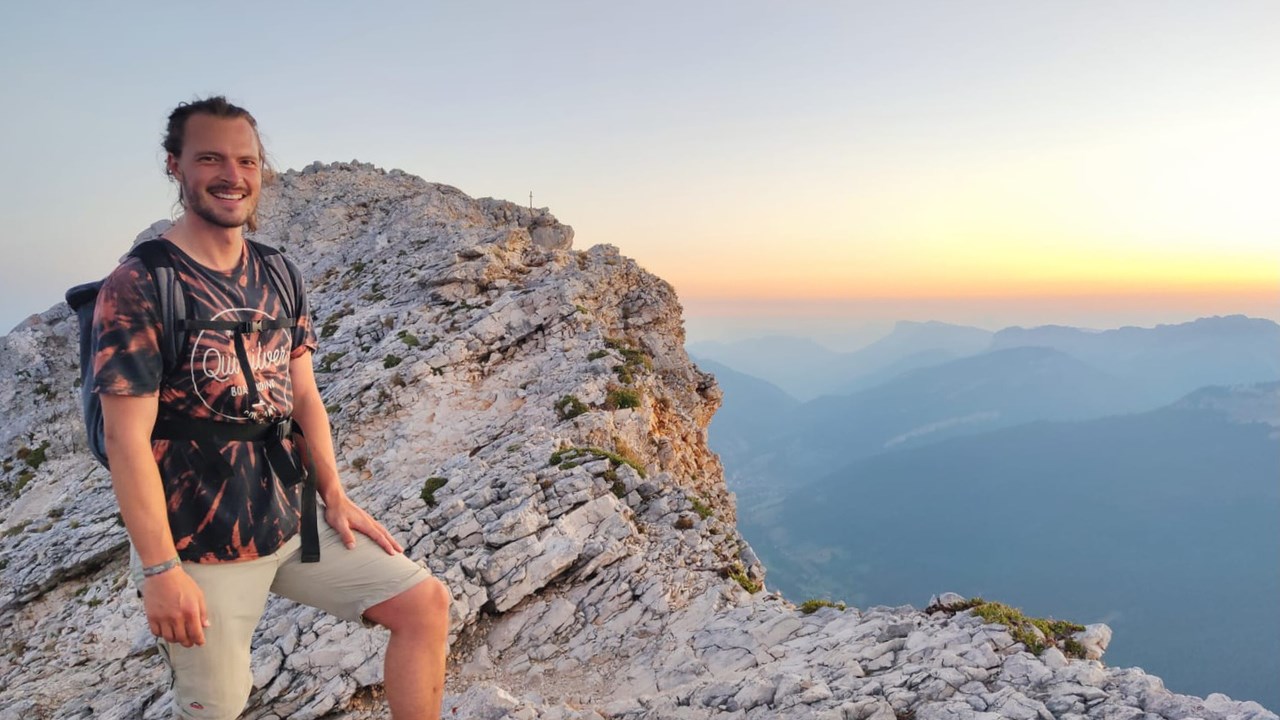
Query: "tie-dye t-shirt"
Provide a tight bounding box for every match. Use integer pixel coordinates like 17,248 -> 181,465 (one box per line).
92,239 -> 318,563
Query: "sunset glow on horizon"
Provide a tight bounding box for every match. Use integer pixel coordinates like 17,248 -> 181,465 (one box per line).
600,95 -> 1279,317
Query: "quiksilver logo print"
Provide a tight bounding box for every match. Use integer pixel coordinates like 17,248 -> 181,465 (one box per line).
190,307 -> 290,419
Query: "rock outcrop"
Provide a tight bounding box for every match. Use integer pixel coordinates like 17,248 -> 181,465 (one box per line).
0,163 -> 1273,719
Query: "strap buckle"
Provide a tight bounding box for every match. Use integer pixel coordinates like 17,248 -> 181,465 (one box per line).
245,400 -> 282,423
237,319 -> 265,334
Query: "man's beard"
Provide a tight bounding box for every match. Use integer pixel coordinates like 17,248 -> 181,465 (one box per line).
184,181 -> 257,229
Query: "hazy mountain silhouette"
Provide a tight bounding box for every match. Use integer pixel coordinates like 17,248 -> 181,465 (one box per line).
742,346 -> 1152,490
696,316 -> 1280,408
990,315 -> 1280,404
686,336 -> 842,400
688,321 -> 991,401
694,357 -> 798,475
833,321 -> 992,394
745,383 -> 1280,709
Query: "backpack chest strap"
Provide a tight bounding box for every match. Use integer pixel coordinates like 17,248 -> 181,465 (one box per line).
175,316 -> 297,417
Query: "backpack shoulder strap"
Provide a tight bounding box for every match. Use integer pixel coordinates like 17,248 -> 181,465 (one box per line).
249,240 -> 301,321
247,241 -> 319,563
128,239 -> 189,377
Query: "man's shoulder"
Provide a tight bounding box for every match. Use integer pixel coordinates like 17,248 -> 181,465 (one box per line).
101,254 -> 154,290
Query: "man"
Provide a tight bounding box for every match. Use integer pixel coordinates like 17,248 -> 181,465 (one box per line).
94,96 -> 449,719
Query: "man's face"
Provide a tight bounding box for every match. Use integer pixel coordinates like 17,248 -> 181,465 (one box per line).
166,115 -> 263,230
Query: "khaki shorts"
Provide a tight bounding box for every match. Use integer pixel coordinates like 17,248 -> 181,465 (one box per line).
129,507 -> 431,719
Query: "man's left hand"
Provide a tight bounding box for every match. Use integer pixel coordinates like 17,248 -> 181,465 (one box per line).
323,496 -> 404,555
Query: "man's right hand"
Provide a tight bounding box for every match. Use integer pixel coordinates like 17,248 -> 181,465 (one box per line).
143,568 -> 210,648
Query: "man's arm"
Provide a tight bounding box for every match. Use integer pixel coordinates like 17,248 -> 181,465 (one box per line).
101,394 -> 208,647
290,350 -> 403,555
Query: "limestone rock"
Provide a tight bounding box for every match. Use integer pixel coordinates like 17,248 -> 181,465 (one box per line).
1073,622 -> 1113,661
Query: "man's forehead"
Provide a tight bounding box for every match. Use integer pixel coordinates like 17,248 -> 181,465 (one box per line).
181,114 -> 260,155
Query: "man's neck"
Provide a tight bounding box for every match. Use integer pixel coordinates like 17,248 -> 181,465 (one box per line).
164,215 -> 245,272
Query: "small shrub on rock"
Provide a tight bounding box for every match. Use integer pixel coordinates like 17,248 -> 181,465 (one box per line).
420,477 -> 448,507
937,597 -> 1087,658
550,446 -> 647,478
555,395 -> 588,420
690,497 -> 713,520
725,563 -> 761,594
318,351 -> 346,373
605,387 -> 641,410
18,441 -> 50,470
799,599 -> 847,614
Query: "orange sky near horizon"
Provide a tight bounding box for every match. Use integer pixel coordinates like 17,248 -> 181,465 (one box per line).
662,261 -> 1280,302
576,95 -> 1280,319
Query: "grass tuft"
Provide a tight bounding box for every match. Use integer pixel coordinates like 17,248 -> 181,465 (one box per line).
799,599 -> 847,615
420,477 -> 448,507
690,497 -> 713,520
726,563 -> 761,594
941,597 -> 1087,658
605,387 -> 641,410
555,395 -> 588,421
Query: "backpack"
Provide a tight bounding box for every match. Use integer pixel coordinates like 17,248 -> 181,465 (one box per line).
65,238 -> 320,562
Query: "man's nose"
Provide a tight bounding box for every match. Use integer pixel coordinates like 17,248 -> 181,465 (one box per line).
217,159 -> 243,184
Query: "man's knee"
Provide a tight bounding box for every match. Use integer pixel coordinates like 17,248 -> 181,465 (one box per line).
422,576 -> 450,615
410,576 -> 451,633
368,576 -> 450,634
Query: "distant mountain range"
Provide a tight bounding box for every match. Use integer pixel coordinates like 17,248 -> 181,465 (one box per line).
990,315 -> 1280,405
698,316 -> 1280,500
689,320 -> 993,401
746,382 -> 1280,709
764,345 -> 1154,481
692,315 -> 1280,406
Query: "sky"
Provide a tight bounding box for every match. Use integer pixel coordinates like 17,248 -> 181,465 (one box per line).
2,1 -> 1277,350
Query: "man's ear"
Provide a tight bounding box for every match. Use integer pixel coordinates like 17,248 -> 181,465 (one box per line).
165,153 -> 180,179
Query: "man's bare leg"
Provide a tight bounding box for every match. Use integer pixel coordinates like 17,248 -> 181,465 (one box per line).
364,577 -> 451,720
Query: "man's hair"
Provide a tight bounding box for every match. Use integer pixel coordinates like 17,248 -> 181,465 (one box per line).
163,96 -> 273,232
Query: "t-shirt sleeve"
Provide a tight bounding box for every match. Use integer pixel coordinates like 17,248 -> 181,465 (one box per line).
92,258 -> 164,396
286,256 -> 318,359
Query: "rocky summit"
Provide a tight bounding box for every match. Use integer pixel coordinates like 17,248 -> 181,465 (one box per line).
0,163 -> 1273,720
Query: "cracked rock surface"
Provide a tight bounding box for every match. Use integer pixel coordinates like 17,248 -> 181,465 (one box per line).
0,163 -> 1272,719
